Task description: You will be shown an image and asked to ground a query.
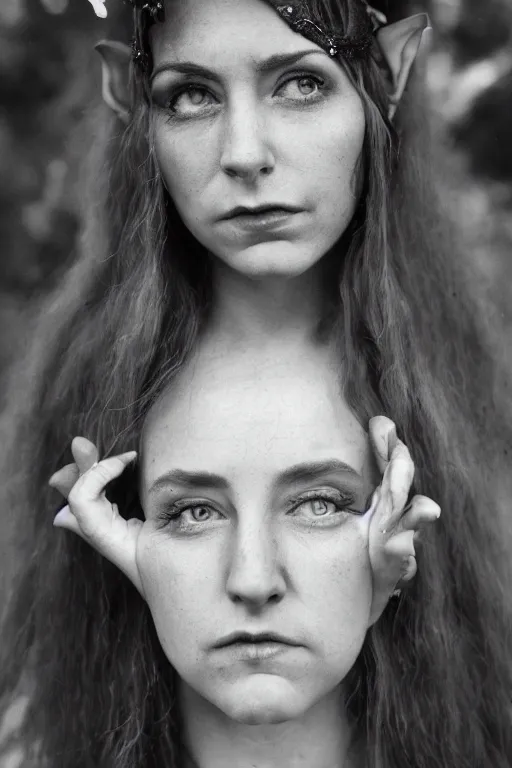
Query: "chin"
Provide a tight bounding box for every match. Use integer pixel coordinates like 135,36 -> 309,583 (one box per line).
214,675 -> 308,725
215,240 -> 328,279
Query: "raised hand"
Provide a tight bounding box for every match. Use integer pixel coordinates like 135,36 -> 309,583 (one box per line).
49,437 -> 145,597
366,416 -> 441,625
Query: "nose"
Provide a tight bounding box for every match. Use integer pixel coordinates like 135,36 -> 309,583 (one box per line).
226,519 -> 286,609
220,101 -> 275,183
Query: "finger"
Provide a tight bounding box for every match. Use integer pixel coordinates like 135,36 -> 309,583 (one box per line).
384,528 -> 415,562
369,416 -> 397,474
54,500 -> 145,598
48,438 -> 100,496
53,504 -> 82,536
398,555 -> 417,584
378,439 -> 415,533
48,463 -> 80,498
396,494 -> 441,534
373,527 -> 415,591
68,452 -> 137,515
71,437 -> 99,476
56,454 -> 143,598
368,529 -> 416,624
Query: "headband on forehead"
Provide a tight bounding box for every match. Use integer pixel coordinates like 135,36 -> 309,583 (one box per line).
91,0 -> 430,125
112,0 -> 387,71
273,3 -> 376,59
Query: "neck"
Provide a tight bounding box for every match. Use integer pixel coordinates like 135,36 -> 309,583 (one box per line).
180,684 -> 360,768
206,258 -> 337,348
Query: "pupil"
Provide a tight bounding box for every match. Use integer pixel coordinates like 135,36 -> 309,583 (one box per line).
313,500 -> 328,515
299,78 -> 314,93
189,89 -> 204,105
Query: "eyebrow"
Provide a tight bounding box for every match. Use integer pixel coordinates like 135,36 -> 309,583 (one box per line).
149,469 -> 230,496
148,459 -> 360,497
276,459 -> 361,487
150,49 -> 326,85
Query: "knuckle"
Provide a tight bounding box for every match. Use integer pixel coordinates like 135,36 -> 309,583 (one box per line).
391,443 -> 413,470
67,485 -> 82,507
94,463 -> 112,484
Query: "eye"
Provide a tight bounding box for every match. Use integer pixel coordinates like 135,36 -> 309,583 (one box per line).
155,501 -> 227,532
287,490 -> 361,526
185,505 -> 214,521
166,85 -> 218,117
178,504 -> 223,523
292,498 -> 340,518
301,499 -> 337,516
276,74 -> 326,102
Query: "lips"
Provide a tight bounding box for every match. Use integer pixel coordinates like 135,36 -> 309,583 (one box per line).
213,631 -> 300,649
220,204 -> 303,221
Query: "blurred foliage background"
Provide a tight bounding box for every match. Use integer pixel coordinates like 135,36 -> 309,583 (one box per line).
0,0 -> 511,386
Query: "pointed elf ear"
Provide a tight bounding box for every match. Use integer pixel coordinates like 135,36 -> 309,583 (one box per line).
94,40 -> 132,124
376,13 -> 432,120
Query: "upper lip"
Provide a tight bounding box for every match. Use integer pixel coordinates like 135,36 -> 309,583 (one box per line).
220,204 -> 304,220
213,631 -> 301,648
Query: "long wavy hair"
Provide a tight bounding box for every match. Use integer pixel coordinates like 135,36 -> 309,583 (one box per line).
1,1 -> 511,766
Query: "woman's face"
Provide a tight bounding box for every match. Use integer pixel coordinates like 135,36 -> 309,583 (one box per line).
150,0 -> 365,278
137,352 -> 376,725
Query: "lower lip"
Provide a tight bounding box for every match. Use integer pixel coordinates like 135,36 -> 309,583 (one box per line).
224,210 -> 302,231
219,641 -> 297,661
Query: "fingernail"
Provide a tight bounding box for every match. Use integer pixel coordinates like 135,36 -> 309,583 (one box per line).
53,504 -> 71,527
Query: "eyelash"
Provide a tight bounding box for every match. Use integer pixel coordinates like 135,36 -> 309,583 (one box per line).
156,502 -> 222,531
162,72 -> 328,119
288,490 -> 361,517
156,489 -> 362,531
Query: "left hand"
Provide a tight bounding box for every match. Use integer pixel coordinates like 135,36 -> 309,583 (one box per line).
49,437 -> 144,597
366,416 -> 441,625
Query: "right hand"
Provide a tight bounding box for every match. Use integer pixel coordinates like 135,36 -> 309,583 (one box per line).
366,416 -> 441,624
49,436 -> 145,598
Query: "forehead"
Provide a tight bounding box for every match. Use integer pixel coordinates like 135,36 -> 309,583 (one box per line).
141,353 -> 371,491
150,0 -> 322,67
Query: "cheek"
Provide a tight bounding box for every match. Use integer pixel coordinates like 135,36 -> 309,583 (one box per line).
136,530 -> 216,662
326,126 -> 364,197
298,109 -> 365,199
154,125 -> 213,208
296,522 -> 372,651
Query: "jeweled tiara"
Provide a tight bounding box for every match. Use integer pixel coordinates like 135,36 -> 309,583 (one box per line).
87,0 -> 387,71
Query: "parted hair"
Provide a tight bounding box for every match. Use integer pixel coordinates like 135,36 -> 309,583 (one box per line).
1,1 -> 511,766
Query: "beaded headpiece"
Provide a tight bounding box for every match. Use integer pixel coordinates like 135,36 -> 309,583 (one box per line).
273,3 -> 384,59
89,0 -> 388,73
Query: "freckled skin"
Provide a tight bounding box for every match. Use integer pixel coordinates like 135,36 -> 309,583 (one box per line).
138,0 -> 371,731
149,0 -> 365,279
137,348 -> 376,725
